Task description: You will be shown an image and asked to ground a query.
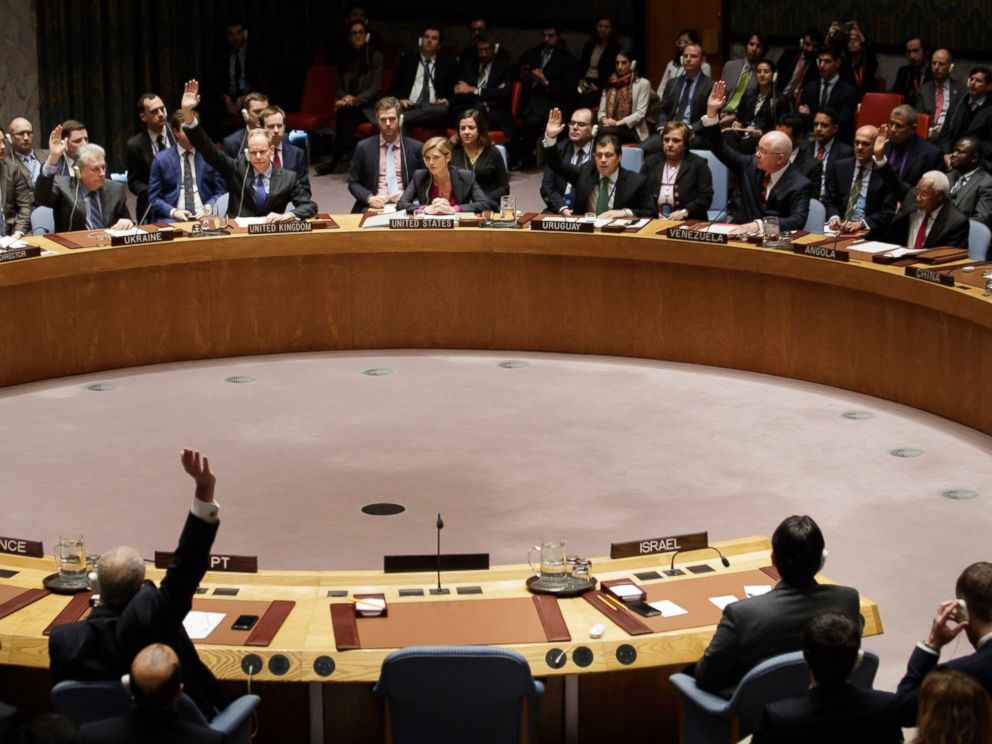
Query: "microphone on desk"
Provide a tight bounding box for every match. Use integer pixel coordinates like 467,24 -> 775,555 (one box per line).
435,513 -> 444,593
136,199 -> 154,228
668,545 -> 731,574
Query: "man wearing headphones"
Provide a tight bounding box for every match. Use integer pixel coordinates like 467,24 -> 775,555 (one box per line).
222,91 -> 269,159
692,515 -> 861,697
346,97 -> 423,213
388,25 -> 457,131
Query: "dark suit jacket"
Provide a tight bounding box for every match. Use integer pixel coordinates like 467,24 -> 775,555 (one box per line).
453,56 -> 517,117
949,168 -> 992,227
337,48 -> 385,123
543,140 -> 655,218
823,158 -> 896,236
396,166 -> 489,213
81,709 -> 226,744
883,135 -> 943,190
641,151 -> 714,220
578,38 -> 619,86
126,129 -> 177,222
693,581 -> 861,696
800,139 -> 853,196
657,74 -> 715,133
701,121 -> 815,231
185,121 -> 316,219
791,148 -> 823,190
451,146 -> 508,210
896,640 -> 992,724
225,138 -> 310,198
388,53 -> 458,103
6,148 -> 48,186
775,49 -> 818,96
752,684 -> 904,744
49,512 -> 227,719
877,161 -> 970,248
223,128 -> 249,160
540,140 -> 590,213
801,77 -> 858,142
1,156 -> 33,235
891,63 -> 931,108
937,95 -> 992,165
735,89 -> 792,134
346,134 -> 424,213
148,147 -> 228,222
518,44 -> 579,119
916,79 -> 963,123
33,173 -> 132,233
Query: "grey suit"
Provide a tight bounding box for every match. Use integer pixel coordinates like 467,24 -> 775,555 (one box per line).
33,172 -> 132,233
1,157 -> 33,235
721,59 -> 759,110
6,149 -> 48,187
948,169 -> 992,226
694,580 -> 861,696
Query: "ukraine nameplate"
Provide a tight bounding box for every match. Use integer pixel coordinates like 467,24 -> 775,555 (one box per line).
0,246 -> 42,262
666,226 -> 729,244
792,243 -> 850,262
610,531 -> 708,559
0,534 -> 44,558
531,219 -> 594,233
247,221 -> 313,235
389,218 -> 455,229
905,265 -> 954,286
110,230 -> 175,247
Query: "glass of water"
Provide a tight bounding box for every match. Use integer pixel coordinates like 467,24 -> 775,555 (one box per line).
763,216 -> 782,248
57,534 -> 88,589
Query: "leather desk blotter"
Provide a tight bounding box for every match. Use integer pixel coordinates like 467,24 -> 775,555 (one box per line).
189,598 -> 294,646
0,585 -> 50,621
330,595 -> 568,651
43,592 -> 92,635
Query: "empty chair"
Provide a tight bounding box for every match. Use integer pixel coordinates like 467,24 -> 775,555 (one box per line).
690,148 -> 728,220
855,92 -> 904,129
284,64 -> 337,135
30,206 -> 55,235
495,144 -> 508,170
620,146 -> 644,173
669,649 -> 879,744
373,645 -> 545,744
804,198 -> 827,233
969,219 -> 991,261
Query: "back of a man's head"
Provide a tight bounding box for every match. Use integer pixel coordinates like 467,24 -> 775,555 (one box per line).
771,515 -> 824,586
803,611 -> 861,686
131,643 -> 183,711
957,561 -> 992,624
97,546 -> 145,605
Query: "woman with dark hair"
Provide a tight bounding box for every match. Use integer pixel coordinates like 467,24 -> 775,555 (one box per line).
328,19 -> 383,171
725,59 -> 792,152
840,24 -> 878,102
597,49 -> 650,144
914,669 -> 992,744
642,121 -> 713,220
397,136 -> 489,214
577,16 -> 620,108
449,109 -> 509,209
657,28 -> 713,94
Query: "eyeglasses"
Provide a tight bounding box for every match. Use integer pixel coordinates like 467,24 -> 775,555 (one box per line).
568,121 -> 591,128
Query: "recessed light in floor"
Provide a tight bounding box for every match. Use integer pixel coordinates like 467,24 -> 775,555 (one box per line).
941,489 -> 979,501
224,375 -> 255,384
85,383 -> 117,392
362,368 -> 393,376
890,448 -> 925,458
841,410 -> 875,420
497,360 -> 528,369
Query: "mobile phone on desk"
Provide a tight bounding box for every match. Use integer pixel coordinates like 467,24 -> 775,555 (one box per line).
625,601 -> 661,617
232,614 -> 259,631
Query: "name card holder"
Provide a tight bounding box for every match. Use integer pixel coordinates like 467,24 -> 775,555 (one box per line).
530,218 -> 594,233
154,551 -> 258,573
0,246 -> 42,263
110,230 -> 176,247
792,243 -> 850,262
0,535 -> 44,558
389,218 -> 455,230
610,531 -> 708,559
665,226 -> 729,245
247,221 -> 314,235
905,265 -> 955,287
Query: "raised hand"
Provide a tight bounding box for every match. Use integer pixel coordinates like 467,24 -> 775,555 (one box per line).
180,80 -> 201,111
48,125 -> 66,163
707,80 -> 727,117
181,448 -> 216,501
545,108 -> 566,140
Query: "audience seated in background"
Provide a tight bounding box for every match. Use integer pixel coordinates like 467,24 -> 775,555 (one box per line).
148,110 -> 228,223
0,126 -> 34,239
576,16 -> 620,109
701,81 -> 815,235
640,42 -> 713,155
917,49 -> 961,142
723,59 -> 789,155
937,66 -> 992,168
800,46 -> 858,144
641,121 -> 713,221
126,92 -> 174,223
539,107 -> 595,214
449,109 -> 508,210
388,24 -> 457,132
776,28 -> 820,105
912,669 -> 992,744
347,96 -> 423,213
396,136 -> 489,214
211,16 -> 269,129
458,17 -> 497,66
839,25 -> 878,101
657,28 -> 713,95
452,35 -> 518,141
884,104 -> 943,188
48,448 -> 227,719
691,514 -> 861,696
597,49 -> 650,144
327,19 -> 384,173
719,32 -> 766,122
891,36 -> 932,108
222,91 -> 268,159
542,108 -> 655,219
776,113 -> 822,186
259,105 -> 311,197
79,644 -> 224,744
803,108 -> 853,199
51,120 -> 89,178
824,125 -> 896,237
945,136 -> 992,228
751,611 -> 902,743
7,116 -> 47,187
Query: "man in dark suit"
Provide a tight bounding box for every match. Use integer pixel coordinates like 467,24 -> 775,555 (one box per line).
222,91 -> 269,159
640,43 -> 713,155
34,134 -> 133,233
937,67 -> 992,167
51,119 -> 89,178
541,108 -> 655,218
49,449 -> 227,719
824,125 -> 896,238
211,16 -> 270,130
776,114 -> 822,186
692,514 -> 861,696
6,117 -> 47,186
800,47 -> 857,144
388,25 -> 458,131
946,137 -> 992,227
752,612 -> 903,743
347,97 -> 423,213
126,92 -> 176,223
702,81 -> 814,233
891,36 -> 931,108
917,49 -> 962,141
0,127 -> 33,239
148,111 -> 228,223
258,106 -> 310,198
896,561 -> 992,723
452,35 -> 518,139
882,104 -> 942,191
776,29 -> 820,104
540,107 -> 595,214
80,644 -> 224,744
802,109 -> 853,199
180,80 -> 316,222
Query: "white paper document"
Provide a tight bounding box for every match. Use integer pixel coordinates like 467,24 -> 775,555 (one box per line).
360,213 -> 399,228
844,240 -> 903,254
182,610 -> 226,640
105,228 -> 143,237
709,594 -> 739,610
744,585 -> 772,598
0,237 -> 28,250
233,217 -> 266,227
647,599 -> 688,617
882,247 -> 926,258
609,583 -> 643,599
704,223 -> 737,235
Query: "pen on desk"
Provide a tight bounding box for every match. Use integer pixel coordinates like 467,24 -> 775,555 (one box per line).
597,595 -> 619,612
602,593 -> 627,611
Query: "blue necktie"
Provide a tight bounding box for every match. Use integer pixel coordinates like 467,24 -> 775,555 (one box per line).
85,191 -> 103,230
183,153 -> 196,213
385,142 -> 397,196
255,174 -> 266,213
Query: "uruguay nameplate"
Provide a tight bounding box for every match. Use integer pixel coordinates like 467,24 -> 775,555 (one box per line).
389,218 -> 455,229
154,550 -> 258,573
247,221 -> 313,235
666,226 -> 729,245
610,531 -> 708,559
531,219 -> 594,233
0,246 -> 42,262
792,243 -> 850,262
0,534 -> 44,558
905,265 -> 954,287
110,230 -> 175,247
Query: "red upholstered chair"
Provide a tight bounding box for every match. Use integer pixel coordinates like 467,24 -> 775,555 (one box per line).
916,112 -> 931,139
284,65 -> 337,133
855,92 -> 904,129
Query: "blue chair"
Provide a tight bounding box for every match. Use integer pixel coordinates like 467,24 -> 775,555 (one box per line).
669,649 -> 879,744
52,679 -> 260,742
30,206 -> 55,235
804,198 -> 826,233
373,645 -> 545,744
969,219 -> 991,261
495,144 -> 508,171
620,146 -> 644,173
110,171 -> 128,184
213,193 -> 229,218
691,149 -> 728,220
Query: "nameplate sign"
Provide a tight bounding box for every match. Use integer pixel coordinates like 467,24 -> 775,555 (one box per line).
0,535 -> 44,558
0,246 -> 42,262
665,226 -> 729,245
905,265 -> 954,287
610,531 -> 708,559
247,221 -> 313,235
389,218 -> 455,229
154,551 -> 257,573
792,243 -> 850,262
531,219 -> 594,233
110,230 -> 175,247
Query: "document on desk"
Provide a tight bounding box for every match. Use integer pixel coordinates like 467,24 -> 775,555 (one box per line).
647,599 -> 688,617
104,228 -> 143,238
744,584 -> 772,598
182,610 -> 226,640
709,594 -> 739,610
844,240 -> 903,254
705,223 -> 737,235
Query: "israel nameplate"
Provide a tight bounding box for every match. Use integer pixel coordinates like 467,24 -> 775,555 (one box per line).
610,531 -> 708,559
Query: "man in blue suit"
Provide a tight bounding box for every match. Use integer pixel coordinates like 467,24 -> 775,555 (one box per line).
148,111 -> 227,223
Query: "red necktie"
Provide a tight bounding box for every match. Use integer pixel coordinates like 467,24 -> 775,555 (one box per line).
816,144 -> 826,161
913,213 -> 929,249
274,151 -> 282,168
760,173 -> 771,208
934,85 -> 945,122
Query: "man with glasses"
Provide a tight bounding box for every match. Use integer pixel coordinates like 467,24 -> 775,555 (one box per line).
126,93 -> 174,224
0,126 -> 33,239
880,104 -> 941,190
6,117 -> 46,186
824,125 -> 895,238
892,36 -> 932,108
179,79 -> 316,222
347,97 -> 423,213
540,108 -> 595,214
641,42 -> 713,155
916,49 -> 961,141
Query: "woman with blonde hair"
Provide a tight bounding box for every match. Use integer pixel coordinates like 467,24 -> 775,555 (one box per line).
397,136 -> 489,215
